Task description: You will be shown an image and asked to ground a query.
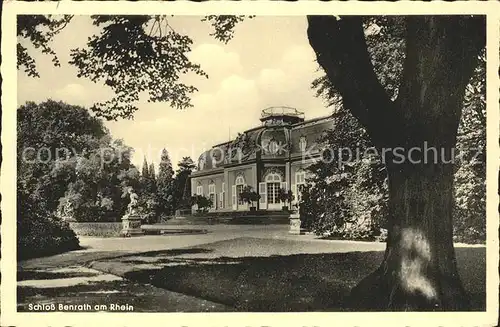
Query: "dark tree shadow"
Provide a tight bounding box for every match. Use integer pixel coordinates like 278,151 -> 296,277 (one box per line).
133,248 -> 214,258
110,247 -> 485,312
19,250 -> 133,270
17,270 -> 100,281
17,278 -> 229,312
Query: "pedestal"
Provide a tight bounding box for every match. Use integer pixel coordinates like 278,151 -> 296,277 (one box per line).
121,214 -> 144,237
289,212 -> 301,235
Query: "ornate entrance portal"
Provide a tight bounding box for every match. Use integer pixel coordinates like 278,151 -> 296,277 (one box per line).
259,172 -> 286,210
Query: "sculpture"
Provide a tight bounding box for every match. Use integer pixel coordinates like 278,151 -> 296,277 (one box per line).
121,187 -> 144,237
127,188 -> 139,215
57,199 -> 74,221
64,200 -> 74,217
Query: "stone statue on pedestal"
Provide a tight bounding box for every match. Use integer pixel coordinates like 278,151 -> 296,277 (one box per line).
127,188 -> 139,216
121,187 -> 143,237
58,199 -> 75,221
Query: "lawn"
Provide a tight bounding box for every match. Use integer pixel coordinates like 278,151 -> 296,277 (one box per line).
17,266 -> 229,312
90,238 -> 486,312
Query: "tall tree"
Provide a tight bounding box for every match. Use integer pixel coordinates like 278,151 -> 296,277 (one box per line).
171,156 -> 196,211
149,162 -> 156,181
138,157 -> 158,199
17,15 -> 247,120
309,17 -> 485,242
307,15 -> 485,310
147,162 -> 158,195
141,156 -> 149,179
156,148 -> 174,215
312,17 -> 486,244
17,100 -> 107,213
17,100 -> 137,258
157,149 -> 174,188
55,140 -> 134,222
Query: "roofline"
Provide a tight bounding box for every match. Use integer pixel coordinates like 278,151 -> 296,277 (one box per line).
212,125 -> 265,148
190,167 -> 225,177
291,113 -> 335,128
211,113 -> 335,148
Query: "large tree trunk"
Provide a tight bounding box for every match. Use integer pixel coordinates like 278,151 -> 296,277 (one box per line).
307,15 -> 485,310
349,161 -> 469,310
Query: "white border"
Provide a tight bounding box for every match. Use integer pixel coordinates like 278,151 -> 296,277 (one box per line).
485,12 -> 500,323
2,2 -> 499,327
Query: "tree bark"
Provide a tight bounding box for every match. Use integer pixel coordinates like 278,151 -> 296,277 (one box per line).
307,15 -> 485,310
349,161 -> 469,311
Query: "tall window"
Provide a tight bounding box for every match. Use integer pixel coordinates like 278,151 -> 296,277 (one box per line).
196,183 -> 203,195
235,175 -> 245,205
265,172 -> 281,204
209,182 -> 216,209
296,170 -> 306,185
220,182 -> 225,208
295,170 -> 306,202
299,136 -> 307,152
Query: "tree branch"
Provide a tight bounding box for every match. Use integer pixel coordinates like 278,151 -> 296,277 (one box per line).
307,15 -> 401,148
47,15 -> 73,38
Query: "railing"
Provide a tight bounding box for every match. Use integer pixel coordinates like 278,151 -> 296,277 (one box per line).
261,106 -> 305,120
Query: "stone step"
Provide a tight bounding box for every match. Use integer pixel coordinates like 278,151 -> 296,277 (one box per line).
157,213 -> 290,226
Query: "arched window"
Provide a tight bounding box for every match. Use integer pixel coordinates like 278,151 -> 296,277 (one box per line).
208,181 -> 216,194
299,136 -> 307,152
196,182 -> 203,195
235,175 -> 245,185
235,175 -> 245,205
265,172 -> 282,204
265,172 -> 282,183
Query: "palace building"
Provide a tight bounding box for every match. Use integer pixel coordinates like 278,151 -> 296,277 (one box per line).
190,106 -> 334,212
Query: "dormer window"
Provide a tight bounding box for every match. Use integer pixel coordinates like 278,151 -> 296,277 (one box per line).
299,136 -> 307,152
268,139 -> 279,154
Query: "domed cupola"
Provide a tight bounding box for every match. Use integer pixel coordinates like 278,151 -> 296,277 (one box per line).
260,106 -> 305,126
258,107 -> 303,156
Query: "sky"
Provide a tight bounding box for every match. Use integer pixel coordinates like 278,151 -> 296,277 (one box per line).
17,16 -> 331,170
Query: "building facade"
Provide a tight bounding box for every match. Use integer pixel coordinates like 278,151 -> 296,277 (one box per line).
190,106 -> 334,212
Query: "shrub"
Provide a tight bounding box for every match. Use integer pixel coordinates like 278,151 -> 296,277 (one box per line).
137,194 -> 159,224
278,188 -> 294,209
68,222 -> 123,237
17,192 -> 80,260
191,195 -> 212,213
298,126 -> 389,241
239,186 -> 260,208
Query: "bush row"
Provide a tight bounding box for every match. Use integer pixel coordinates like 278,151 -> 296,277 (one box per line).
68,222 -> 123,237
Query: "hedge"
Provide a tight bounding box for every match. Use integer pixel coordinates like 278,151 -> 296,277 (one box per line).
17,214 -> 80,260
68,222 -> 123,237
